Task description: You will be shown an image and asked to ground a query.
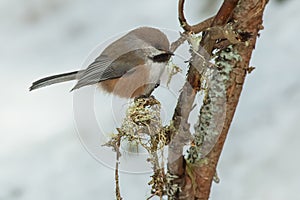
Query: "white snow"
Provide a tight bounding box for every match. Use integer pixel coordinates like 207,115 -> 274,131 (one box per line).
1,0 -> 300,199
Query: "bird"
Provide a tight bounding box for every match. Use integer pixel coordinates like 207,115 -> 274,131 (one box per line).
29,27 -> 174,98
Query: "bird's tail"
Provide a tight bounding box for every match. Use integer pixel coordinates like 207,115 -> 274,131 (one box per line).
29,71 -> 79,91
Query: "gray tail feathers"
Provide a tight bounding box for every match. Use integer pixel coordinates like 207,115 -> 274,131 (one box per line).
29,71 -> 79,91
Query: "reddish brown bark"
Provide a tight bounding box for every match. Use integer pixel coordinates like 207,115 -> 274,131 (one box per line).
168,0 -> 269,199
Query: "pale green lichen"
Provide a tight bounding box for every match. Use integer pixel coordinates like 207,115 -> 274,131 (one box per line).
187,45 -> 241,163
105,96 -> 169,199
189,34 -> 202,51
165,172 -> 181,199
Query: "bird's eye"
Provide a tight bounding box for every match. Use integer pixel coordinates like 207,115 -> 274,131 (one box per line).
151,52 -> 173,63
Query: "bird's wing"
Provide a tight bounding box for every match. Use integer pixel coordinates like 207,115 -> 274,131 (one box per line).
71,50 -> 145,91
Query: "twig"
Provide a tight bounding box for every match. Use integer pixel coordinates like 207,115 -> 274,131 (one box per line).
178,0 -> 214,33
170,32 -> 188,53
178,0 -> 192,31
192,17 -> 215,34
114,134 -> 122,200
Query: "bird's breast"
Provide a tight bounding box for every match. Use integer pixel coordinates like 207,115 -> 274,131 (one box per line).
98,61 -> 166,98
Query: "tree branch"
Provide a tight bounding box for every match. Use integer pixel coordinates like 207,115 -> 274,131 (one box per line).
191,0 -> 268,199
167,0 -> 269,199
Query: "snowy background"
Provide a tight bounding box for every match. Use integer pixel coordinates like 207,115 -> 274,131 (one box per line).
1,0 -> 300,199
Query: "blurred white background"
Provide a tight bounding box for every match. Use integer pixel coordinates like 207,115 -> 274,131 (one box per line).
0,0 -> 299,199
